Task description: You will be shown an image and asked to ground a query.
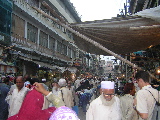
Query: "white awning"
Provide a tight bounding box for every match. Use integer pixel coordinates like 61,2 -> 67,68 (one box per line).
135,5 -> 160,22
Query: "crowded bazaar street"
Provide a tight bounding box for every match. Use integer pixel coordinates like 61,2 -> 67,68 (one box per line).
78,108 -> 86,120
77,102 -> 86,120
75,94 -> 86,120
0,0 -> 160,120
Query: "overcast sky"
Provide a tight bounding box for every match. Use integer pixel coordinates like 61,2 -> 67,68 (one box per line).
70,0 -> 126,21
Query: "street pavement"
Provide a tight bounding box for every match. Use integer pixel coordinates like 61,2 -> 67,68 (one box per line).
75,95 -> 86,120
75,92 -> 97,120
78,107 -> 86,120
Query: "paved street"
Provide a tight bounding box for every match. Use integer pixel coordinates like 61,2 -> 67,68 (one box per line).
78,107 -> 86,120
75,95 -> 86,120
75,92 -> 97,120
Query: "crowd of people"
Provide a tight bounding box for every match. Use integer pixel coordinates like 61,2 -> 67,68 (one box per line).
0,70 -> 159,120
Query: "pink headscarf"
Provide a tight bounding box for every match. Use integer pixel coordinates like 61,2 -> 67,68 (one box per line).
49,106 -> 79,120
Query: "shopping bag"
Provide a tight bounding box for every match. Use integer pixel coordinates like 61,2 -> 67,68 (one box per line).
72,106 -> 79,115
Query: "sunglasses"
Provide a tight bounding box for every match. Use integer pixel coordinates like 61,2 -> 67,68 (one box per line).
103,93 -> 115,97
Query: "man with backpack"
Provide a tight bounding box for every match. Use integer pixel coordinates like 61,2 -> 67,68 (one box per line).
134,71 -> 160,120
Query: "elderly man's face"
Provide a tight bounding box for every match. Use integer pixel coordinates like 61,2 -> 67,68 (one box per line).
16,76 -> 24,91
101,89 -> 115,101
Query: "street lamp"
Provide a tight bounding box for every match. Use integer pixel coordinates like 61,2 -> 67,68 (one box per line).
157,69 -> 160,74
156,67 -> 160,75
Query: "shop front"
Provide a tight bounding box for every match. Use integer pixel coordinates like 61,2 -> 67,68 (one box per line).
0,61 -> 17,79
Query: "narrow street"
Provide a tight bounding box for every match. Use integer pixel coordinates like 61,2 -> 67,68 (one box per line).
78,107 -> 86,120
1,0 -> 160,120
75,95 -> 86,120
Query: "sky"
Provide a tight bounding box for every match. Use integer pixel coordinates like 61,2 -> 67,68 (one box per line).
70,0 -> 126,21
69,0 -> 126,61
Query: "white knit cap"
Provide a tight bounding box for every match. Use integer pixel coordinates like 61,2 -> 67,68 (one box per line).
49,106 -> 79,120
101,81 -> 115,89
58,78 -> 66,87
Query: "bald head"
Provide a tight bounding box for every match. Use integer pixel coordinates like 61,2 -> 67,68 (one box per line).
16,76 -> 25,91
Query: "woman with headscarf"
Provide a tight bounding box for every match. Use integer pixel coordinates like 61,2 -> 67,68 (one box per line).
120,83 -> 138,120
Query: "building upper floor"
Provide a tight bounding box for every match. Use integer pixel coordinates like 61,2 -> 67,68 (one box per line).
0,0 -> 103,70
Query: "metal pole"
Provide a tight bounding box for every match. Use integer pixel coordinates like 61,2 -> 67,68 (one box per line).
125,55 -> 127,81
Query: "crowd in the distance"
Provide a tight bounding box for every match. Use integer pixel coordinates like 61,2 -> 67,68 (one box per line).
0,70 -> 160,120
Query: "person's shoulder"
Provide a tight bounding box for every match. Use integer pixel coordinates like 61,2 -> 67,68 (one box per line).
61,87 -> 66,89
23,86 -> 30,91
114,95 -> 121,101
0,84 -> 10,91
151,87 -> 159,91
11,84 -> 16,87
62,87 -> 70,92
119,95 -> 125,99
90,96 -> 100,104
114,95 -> 120,98
140,86 -> 157,92
137,89 -> 153,98
137,89 -> 146,94
13,87 -> 17,91
148,87 -> 159,95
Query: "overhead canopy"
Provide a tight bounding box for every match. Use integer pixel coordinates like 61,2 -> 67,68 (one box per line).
70,6 -> 160,56
33,4 -> 160,79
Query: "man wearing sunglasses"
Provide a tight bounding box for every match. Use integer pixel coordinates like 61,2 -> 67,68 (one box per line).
86,81 -> 121,120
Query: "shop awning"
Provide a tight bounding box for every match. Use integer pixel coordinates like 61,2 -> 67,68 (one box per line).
19,56 -> 58,70
70,6 -> 160,56
33,5 -> 160,79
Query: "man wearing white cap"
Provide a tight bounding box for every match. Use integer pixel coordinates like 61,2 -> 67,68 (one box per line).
86,81 -> 121,120
57,78 -> 74,109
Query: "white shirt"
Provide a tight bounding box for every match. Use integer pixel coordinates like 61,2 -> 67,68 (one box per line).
136,85 -> 159,120
68,86 -> 76,99
5,84 -> 17,105
84,89 -> 92,94
74,79 -> 81,89
58,87 -> 74,108
52,87 -> 59,96
8,86 -> 29,117
86,95 -> 121,120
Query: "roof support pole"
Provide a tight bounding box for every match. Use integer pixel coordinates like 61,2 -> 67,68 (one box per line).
32,6 -> 157,80
132,0 -> 139,14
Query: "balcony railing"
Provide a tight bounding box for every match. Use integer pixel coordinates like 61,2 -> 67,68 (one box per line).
12,0 -> 73,42
11,34 -> 54,57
